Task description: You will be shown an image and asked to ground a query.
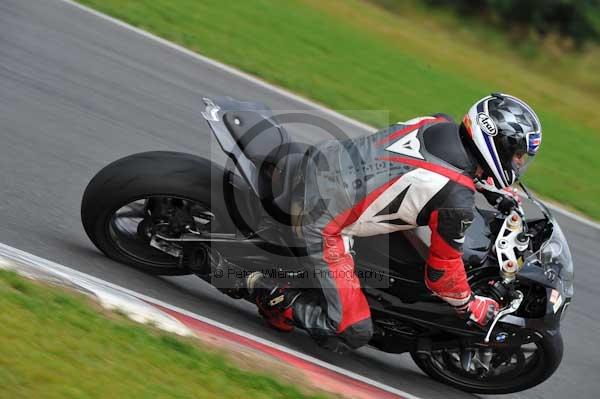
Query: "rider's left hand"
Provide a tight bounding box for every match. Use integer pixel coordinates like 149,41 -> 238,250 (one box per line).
476,179 -> 521,215
496,195 -> 519,214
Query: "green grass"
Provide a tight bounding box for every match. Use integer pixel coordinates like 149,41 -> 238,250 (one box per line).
76,0 -> 600,219
0,270 -> 329,399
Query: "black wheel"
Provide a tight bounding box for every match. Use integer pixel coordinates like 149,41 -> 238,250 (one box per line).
81,151 -> 237,275
410,332 -> 563,394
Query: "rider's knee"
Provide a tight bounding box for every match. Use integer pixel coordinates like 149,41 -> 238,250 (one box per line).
309,318 -> 373,353
339,317 -> 373,349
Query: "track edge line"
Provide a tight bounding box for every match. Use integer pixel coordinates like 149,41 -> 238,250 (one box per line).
0,241 -> 421,399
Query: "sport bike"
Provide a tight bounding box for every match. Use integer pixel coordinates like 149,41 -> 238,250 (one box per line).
81,97 -> 572,394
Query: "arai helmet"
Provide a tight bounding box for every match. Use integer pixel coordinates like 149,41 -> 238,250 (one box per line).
460,93 -> 542,188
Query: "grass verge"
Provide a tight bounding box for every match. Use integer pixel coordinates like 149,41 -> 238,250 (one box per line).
75,0 -> 600,220
0,270 -> 330,399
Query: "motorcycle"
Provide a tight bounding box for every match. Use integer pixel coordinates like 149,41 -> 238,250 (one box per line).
81,97 -> 573,394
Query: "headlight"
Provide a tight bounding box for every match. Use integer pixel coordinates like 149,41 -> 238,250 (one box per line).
537,221 -> 574,298
540,240 -> 564,262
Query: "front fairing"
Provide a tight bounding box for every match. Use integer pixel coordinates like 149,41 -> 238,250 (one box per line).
496,215 -> 573,336
537,220 -> 574,298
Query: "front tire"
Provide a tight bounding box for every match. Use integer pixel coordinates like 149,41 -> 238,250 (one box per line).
81,151 -> 235,275
410,332 -> 563,394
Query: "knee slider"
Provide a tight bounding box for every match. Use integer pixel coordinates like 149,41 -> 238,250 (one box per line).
339,318 -> 373,349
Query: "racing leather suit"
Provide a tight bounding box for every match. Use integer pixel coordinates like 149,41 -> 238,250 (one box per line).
284,115 -> 483,350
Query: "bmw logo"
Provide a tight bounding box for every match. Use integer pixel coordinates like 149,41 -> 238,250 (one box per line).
495,332 -> 508,343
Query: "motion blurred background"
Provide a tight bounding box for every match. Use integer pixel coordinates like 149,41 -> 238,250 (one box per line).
78,0 -> 600,220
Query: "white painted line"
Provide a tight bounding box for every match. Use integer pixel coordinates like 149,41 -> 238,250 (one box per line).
0,242 -> 421,399
58,0 -> 599,233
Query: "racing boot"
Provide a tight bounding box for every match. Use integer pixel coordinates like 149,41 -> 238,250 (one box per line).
203,250 -> 248,299
246,272 -> 301,332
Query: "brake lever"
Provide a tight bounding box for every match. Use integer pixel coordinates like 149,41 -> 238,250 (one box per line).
484,290 -> 524,343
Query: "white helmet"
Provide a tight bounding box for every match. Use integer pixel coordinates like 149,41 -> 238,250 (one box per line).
460,93 -> 542,189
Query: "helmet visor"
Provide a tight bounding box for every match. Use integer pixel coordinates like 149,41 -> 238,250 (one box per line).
516,130 -> 542,178
499,128 -> 541,182
511,150 -> 535,180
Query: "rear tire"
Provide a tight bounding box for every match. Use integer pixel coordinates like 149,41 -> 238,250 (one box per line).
81,151 -> 235,275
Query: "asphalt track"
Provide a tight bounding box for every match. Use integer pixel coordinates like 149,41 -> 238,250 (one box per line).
1,1 -> 599,397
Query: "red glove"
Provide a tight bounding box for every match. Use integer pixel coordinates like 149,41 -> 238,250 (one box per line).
465,295 -> 500,327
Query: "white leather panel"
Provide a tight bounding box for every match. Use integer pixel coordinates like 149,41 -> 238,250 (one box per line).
342,168 -> 449,237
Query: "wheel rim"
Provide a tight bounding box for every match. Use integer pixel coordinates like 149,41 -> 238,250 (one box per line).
107,196 -> 215,268
427,342 -> 543,388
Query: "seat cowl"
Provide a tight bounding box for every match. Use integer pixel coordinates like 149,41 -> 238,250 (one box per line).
223,110 -> 287,165
201,96 -> 290,199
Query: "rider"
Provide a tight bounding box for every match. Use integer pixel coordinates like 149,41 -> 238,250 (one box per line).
244,93 -> 542,352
